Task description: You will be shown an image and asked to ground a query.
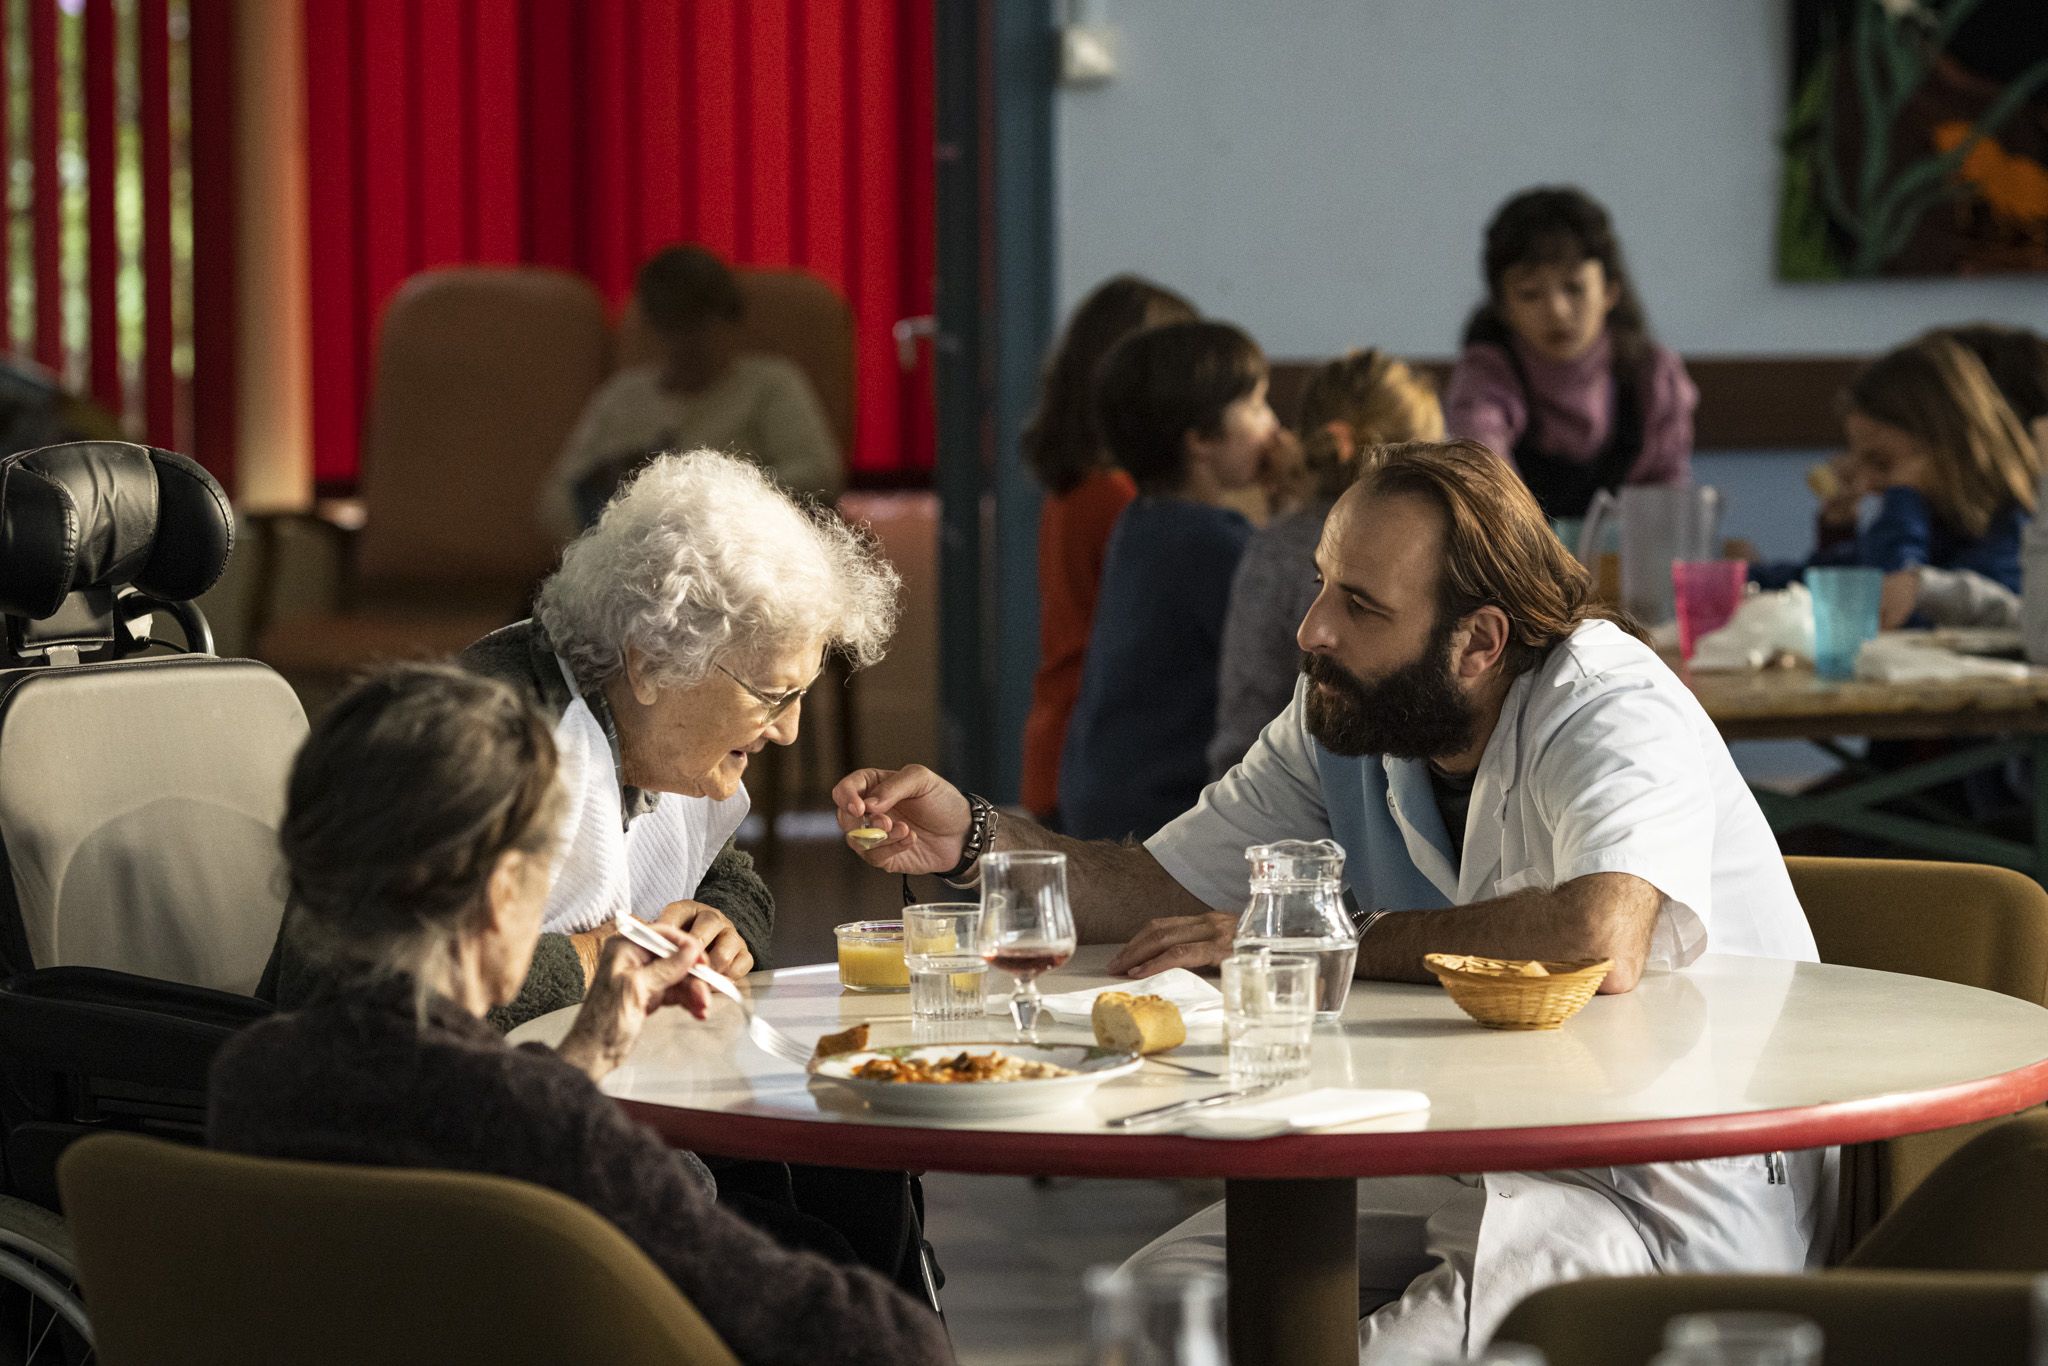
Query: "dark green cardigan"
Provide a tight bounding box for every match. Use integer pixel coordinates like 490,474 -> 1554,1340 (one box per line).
263,620 -> 777,1033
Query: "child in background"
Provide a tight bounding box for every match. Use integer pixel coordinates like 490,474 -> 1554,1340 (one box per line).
1058,321 -> 1279,841
1018,276 -> 1197,823
1444,186 -> 1696,521
1890,324 -> 2048,628
1208,350 -> 1443,778
1754,334 -> 2040,605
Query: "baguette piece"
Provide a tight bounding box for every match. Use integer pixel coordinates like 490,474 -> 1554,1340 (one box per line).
807,1022 -> 871,1072
1091,992 -> 1186,1055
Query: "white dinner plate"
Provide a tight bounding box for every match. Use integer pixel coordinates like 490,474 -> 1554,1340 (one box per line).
810,1042 -> 1142,1119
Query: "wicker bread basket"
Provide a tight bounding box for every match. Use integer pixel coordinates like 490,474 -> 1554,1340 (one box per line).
1424,954 -> 1612,1030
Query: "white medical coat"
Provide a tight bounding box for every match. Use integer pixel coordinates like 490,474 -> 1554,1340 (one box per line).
1146,620 -> 1834,1352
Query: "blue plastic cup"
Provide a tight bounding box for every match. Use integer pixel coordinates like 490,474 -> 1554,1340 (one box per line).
1807,566 -> 1883,680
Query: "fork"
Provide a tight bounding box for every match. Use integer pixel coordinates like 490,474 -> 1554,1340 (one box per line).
613,915 -> 816,1069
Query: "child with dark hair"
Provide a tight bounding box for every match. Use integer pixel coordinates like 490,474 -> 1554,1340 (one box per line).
1019,275 -> 1197,821
1444,185 -> 1696,520
1057,320 -> 1279,840
541,244 -> 841,536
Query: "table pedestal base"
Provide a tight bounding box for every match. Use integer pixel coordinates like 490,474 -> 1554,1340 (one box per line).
1226,1176 -> 1358,1366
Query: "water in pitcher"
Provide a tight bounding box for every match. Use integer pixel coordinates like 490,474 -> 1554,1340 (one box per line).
1235,839 -> 1358,1019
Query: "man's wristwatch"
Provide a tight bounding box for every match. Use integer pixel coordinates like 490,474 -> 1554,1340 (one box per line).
939,793 -> 999,884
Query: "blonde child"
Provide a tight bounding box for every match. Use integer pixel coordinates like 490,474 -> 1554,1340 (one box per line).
1209,350 -> 1444,777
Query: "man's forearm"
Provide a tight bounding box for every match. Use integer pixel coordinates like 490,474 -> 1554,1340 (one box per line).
991,812 -> 1211,945
1357,873 -> 1659,993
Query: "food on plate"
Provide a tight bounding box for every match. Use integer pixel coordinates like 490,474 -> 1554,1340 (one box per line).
807,1023 -> 871,1072
847,826 -> 890,850
851,1050 -> 1077,1084
1091,991 -> 1187,1054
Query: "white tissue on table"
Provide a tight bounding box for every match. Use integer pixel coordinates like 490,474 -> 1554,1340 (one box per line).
1182,1087 -> 1431,1139
1690,583 -> 1816,671
1854,633 -> 2031,683
1040,969 -> 1224,1023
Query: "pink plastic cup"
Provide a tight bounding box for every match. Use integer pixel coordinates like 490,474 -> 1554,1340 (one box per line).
1672,559 -> 1749,661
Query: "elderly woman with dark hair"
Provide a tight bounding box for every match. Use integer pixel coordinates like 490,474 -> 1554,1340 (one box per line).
210,665 -> 950,1366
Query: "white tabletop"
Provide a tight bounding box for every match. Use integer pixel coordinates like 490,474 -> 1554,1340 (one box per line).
510,946 -> 2048,1179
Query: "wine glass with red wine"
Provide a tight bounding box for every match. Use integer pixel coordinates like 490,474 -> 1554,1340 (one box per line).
978,851 -> 1076,1037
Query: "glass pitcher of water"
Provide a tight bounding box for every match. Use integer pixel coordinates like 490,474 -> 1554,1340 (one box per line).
1235,839 -> 1356,1019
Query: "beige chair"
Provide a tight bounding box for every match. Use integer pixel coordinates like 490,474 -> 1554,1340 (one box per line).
58,1132 -> 740,1366
250,267 -> 614,703
1787,855 -> 2048,1232
1493,1269 -> 2036,1366
1848,1107 -> 2048,1273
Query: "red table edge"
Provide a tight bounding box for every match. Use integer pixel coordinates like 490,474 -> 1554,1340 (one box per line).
620,1056 -> 2048,1181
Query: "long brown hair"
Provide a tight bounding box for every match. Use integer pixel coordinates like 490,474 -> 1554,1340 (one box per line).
1297,349 -> 1444,501
1023,275 -> 1197,495
1351,440 -> 1645,676
1848,334 -> 2041,540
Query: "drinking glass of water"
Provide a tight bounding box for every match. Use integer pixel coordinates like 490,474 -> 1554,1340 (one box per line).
1222,949 -> 1315,1085
979,851 -> 1075,1036
904,902 -> 987,1022
1085,1263 -> 1227,1366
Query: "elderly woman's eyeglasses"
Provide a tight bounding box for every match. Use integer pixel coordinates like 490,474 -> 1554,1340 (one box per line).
717,663 -> 822,721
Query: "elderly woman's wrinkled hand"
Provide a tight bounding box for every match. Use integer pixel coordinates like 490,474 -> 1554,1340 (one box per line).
1105,912 -> 1238,979
831,765 -> 971,875
656,899 -> 754,976
557,923 -> 712,1083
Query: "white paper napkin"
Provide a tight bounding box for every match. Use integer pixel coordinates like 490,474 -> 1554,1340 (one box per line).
1040,969 -> 1224,1023
1181,1087 -> 1430,1139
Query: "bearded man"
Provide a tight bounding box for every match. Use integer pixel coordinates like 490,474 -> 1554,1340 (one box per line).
834,440 -> 1830,1361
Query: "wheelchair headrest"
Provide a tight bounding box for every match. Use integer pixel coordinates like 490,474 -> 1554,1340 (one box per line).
0,442 -> 232,621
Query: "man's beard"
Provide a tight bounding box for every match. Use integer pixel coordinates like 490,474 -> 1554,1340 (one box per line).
1301,616 -> 1479,761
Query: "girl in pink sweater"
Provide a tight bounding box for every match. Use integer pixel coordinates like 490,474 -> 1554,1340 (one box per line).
1444,186 -> 1696,521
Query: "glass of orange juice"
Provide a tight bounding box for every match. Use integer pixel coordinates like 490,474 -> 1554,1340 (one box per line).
835,920 -> 909,992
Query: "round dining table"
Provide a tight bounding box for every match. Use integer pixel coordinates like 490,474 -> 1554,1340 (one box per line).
510,946 -> 2048,1366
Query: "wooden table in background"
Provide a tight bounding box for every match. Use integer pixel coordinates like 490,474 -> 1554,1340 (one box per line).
512,947 -> 2048,1366
1683,663 -> 2048,879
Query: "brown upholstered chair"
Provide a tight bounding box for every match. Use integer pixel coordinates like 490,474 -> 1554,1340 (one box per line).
1848,1108 -> 2048,1273
1493,1269 -> 2036,1366
59,1132 -> 741,1366
1787,856 -> 2048,1227
250,267 -> 614,705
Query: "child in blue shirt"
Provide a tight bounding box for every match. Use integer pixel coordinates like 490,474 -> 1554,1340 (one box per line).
1058,320 -> 1283,840
1753,334 -> 2041,597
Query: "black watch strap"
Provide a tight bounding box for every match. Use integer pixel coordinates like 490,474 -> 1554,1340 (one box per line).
939,793 -> 998,883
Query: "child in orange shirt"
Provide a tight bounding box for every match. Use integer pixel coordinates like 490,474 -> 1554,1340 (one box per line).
1018,276 -> 1196,822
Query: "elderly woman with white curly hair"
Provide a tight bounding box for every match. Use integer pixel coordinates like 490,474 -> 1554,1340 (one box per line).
458,447 -> 899,1015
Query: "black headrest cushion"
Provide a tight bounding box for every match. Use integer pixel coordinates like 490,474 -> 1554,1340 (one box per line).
0,442 -> 233,620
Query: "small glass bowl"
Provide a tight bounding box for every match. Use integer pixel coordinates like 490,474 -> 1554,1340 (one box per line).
835,919 -> 909,993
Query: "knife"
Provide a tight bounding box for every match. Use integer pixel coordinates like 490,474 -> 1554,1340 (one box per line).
1107,1080 -> 1285,1129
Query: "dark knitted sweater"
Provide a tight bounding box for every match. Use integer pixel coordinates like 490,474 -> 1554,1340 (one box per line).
208,980 -> 952,1366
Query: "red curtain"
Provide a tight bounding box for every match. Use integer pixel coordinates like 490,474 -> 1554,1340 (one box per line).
303,0 -> 936,490
0,0 -> 234,483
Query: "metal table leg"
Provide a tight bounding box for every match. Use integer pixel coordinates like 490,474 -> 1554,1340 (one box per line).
1225,1176 -> 1358,1366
